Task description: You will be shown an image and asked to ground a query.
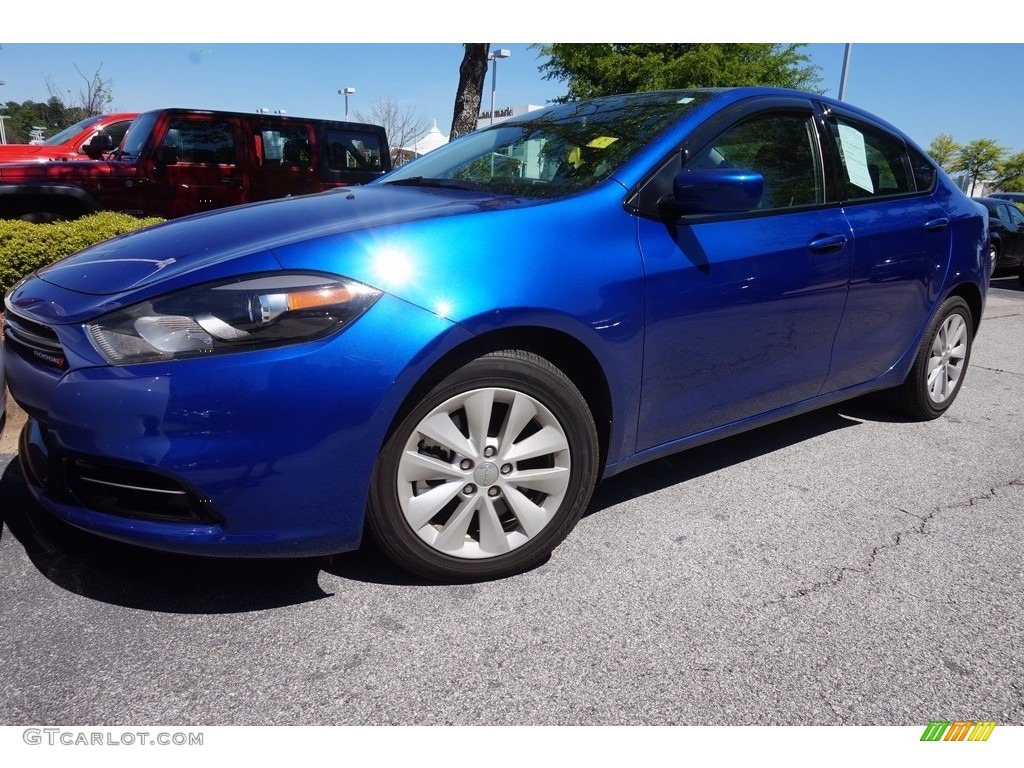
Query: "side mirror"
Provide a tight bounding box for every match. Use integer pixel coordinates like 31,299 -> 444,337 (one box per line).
663,167 -> 763,216
81,133 -> 115,159
153,145 -> 179,166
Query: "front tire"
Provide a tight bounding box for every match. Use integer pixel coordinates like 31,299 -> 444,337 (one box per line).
367,350 -> 600,582
889,296 -> 973,420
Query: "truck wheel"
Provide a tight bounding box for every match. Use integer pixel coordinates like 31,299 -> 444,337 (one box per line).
17,212 -> 68,224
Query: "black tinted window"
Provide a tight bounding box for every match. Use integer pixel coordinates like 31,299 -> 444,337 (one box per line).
255,125 -> 312,167
327,130 -> 384,172
164,119 -> 236,165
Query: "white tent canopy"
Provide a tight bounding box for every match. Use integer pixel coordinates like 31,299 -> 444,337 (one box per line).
402,120 -> 448,157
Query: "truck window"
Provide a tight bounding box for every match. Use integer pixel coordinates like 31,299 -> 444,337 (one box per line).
164,118 -> 237,165
254,126 -> 312,167
326,129 -> 384,172
119,113 -> 160,158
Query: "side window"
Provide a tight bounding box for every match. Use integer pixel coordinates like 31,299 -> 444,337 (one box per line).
97,120 -> 132,150
162,118 -> 236,165
254,125 -> 313,168
326,129 -> 384,172
995,204 -> 1013,226
907,144 -> 936,193
686,112 -> 823,210
829,116 -> 913,200
1007,205 -> 1024,229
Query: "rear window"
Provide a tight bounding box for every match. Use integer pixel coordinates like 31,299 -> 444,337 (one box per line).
326,129 -> 385,172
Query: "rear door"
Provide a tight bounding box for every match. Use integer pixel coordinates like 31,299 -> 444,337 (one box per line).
149,113 -> 246,217
819,108 -> 953,392
249,120 -> 318,202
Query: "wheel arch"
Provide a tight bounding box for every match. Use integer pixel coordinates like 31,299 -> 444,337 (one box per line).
0,184 -> 101,221
945,280 -> 984,335
383,325 -> 614,475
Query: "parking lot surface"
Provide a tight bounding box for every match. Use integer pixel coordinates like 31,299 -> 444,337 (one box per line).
1,281 -> 1022,726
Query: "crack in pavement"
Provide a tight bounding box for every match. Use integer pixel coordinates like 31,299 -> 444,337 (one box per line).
763,477 -> 1023,607
975,365 -> 1024,375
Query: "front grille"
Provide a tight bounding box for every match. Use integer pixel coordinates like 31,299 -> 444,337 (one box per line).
3,311 -> 68,370
67,459 -> 217,523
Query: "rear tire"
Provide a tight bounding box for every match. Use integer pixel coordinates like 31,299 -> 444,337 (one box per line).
367,350 -> 599,582
888,296 -> 973,420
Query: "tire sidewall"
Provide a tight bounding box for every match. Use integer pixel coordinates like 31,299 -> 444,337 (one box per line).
367,351 -> 599,582
912,297 -> 973,419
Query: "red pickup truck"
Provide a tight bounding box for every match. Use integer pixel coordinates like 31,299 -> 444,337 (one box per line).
0,108 -> 390,221
0,113 -> 138,164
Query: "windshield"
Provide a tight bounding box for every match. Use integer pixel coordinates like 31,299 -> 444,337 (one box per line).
117,113 -> 159,159
379,91 -> 712,199
42,115 -> 103,146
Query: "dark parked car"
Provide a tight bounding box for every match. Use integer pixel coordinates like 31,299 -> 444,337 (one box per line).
973,196 -> 1024,283
987,191 -> 1024,205
3,88 -> 988,582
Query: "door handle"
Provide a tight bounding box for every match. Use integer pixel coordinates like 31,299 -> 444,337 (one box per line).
807,234 -> 848,253
924,217 -> 950,231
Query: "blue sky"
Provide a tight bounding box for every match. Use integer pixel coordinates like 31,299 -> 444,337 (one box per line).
2,7 -> 1022,154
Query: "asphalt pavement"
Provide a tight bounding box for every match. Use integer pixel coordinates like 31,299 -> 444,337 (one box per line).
0,280 -> 1021,727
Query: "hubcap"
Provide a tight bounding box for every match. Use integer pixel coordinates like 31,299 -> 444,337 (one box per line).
926,313 -> 968,404
396,387 -> 571,559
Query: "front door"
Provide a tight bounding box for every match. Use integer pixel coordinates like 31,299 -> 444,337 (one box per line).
634,107 -> 851,451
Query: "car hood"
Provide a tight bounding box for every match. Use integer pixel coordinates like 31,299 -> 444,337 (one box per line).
0,159 -> 114,180
0,144 -> 63,163
34,185 -> 540,296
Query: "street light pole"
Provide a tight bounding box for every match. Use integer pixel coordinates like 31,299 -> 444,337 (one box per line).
339,87 -> 356,120
838,44 -> 853,102
488,49 -> 510,125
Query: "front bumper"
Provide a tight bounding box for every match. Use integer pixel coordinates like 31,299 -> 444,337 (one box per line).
6,293 -> 467,558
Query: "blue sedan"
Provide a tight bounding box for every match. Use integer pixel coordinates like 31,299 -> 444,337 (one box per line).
2,88 -> 988,581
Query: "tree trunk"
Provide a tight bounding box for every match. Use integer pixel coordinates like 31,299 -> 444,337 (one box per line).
449,44 -> 490,141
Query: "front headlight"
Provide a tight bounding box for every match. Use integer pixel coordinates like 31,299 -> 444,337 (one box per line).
86,273 -> 381,364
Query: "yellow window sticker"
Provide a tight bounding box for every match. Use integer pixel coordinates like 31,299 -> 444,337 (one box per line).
586,136 -> 619,149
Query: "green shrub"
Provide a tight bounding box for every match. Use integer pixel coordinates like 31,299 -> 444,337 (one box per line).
0,212 -> 164,298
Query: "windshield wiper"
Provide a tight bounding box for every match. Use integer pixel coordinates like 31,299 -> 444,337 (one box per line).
384,176 -> 486,192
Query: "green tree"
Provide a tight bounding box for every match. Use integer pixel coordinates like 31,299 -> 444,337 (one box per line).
952,139 -> 1005,195
534,43 -> 821,102
992,151 -> 1024,192
1,97 -> 71,143
449,44 -> 490,141
927,133 -> 960,171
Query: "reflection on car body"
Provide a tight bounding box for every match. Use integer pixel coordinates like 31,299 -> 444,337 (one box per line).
2,88 -> 988,582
